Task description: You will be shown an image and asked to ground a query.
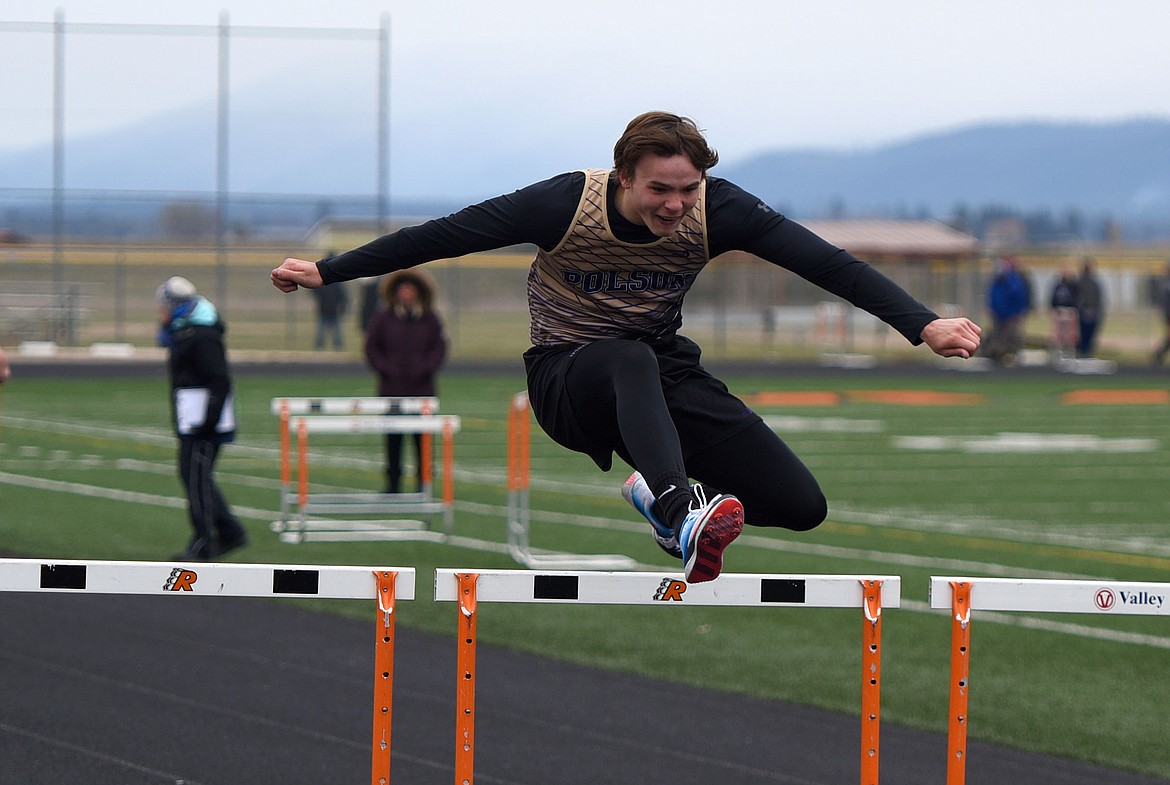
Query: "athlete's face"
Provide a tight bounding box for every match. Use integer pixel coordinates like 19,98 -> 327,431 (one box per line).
616,153 -> 703,237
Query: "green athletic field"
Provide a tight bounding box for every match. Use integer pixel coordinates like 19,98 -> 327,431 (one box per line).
2,367 -> 1168,778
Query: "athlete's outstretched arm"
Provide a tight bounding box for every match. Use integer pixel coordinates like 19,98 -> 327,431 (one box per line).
274,173 -> 582,291
920,317 -> 982,359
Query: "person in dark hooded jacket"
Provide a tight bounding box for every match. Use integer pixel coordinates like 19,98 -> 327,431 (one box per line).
157,276 -> 248,561
363,269 -> 448,493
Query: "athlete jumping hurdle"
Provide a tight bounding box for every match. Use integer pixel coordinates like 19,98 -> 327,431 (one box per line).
272,111 -> 982,583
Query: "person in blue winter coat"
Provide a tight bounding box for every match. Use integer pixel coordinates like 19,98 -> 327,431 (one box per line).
157,276 -> 249,561
985,256 -> 1032,364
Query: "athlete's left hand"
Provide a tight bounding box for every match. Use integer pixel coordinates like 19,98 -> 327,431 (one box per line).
920,317 -> 982,359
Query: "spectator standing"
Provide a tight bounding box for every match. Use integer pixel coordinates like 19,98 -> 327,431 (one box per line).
358,276 -> 386,334
311,278 -> 349,350
985,256 -> 1032,364
157,276 -> 249,561
364,270 -> 448,494
1076,258 -> 1105,357
1048,260 -> 1080,359
1152,261 -> 1170,366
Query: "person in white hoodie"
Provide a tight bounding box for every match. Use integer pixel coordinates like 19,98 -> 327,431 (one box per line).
157,276 -> 248,561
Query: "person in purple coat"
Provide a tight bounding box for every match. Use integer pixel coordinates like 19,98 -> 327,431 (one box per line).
364,269 -> 448,493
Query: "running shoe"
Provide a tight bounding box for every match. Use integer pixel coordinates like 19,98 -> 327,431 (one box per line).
679,485 -> 743,583
621,471 -> 682,558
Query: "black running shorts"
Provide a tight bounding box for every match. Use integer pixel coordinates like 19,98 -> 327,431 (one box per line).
523,334 -> 762,471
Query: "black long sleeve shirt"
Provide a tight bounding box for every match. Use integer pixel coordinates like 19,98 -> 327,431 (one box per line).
318,171 -> 937,346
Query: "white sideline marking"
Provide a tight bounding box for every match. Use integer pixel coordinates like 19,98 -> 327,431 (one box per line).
900,599 -> 1170,649
0,721 -> 198,785
829,504 -> 1170,559
894,431 -> 1158,453
762,415 -> 885,433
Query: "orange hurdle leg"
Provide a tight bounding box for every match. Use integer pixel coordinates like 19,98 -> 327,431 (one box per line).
371,571 -> 398,785
946,581 -> 973,785
454,573 -> 479,785
859,579 -> 884,785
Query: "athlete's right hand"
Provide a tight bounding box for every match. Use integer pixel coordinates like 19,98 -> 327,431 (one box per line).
271,258 -> 323,292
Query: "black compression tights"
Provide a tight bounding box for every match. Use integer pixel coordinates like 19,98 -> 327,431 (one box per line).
563,340 -> 827,532
564,340 -> 691,516
686,419 -> 827,531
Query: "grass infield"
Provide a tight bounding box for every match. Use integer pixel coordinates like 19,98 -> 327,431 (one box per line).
2,366 -> 1169,778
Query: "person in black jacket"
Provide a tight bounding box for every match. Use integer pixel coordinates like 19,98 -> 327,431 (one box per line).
271,111 -> 982,583
157,276 -> 248,561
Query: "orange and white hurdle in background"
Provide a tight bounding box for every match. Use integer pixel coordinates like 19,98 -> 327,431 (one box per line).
505,392 -> 638,570
930,576 -> 1170,785
435,568 -> 898,785
271,396 -> 459,543
0,557 -> 415,785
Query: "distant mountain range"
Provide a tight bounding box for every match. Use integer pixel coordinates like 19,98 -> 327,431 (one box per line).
2,91 -> 1169,239
717,118 -> 1170,227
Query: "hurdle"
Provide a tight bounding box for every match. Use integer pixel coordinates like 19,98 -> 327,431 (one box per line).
930,576 -> 1170,785
505,392 -> 638,570
0,557 -> 415,785
435,568 -> 898,785
272,396 -> 459,543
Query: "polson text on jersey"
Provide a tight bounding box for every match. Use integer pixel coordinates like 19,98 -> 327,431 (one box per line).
560,269 -> 698,294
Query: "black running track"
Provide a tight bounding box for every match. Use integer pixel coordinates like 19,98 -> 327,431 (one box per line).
1,591 -> 1166,785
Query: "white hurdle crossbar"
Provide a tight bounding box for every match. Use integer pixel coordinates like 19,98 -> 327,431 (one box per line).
271,396 -> 460,544
271,397 -> 439,416
929,576 -> 1170,785
436,569 -> 899,785
0,558 -> 416,785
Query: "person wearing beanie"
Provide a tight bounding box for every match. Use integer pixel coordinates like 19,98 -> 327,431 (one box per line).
157,276 -> 248,561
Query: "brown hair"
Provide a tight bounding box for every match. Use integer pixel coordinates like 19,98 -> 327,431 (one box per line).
613,111 -> 719,180
381,268 -> 437,313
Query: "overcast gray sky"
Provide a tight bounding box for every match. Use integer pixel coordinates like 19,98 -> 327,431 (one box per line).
3,0 -> 1169,168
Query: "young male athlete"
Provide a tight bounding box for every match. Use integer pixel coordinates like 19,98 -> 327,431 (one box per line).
272,111 -> 981,583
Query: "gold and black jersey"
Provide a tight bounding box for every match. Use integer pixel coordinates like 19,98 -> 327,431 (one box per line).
527,169 -> 709,345
319,170 -> 939,349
